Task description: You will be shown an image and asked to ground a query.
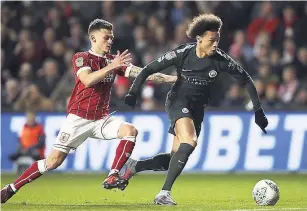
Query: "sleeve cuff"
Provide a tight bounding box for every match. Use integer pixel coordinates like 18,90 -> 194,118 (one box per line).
76,66 -> 91,76
124,64 -> 133,77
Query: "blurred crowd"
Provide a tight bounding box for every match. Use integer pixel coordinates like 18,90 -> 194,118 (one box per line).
2,1 -> 307,113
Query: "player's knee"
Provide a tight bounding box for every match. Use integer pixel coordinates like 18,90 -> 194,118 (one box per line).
120,123 -> 138,137
177,133 -> 197,147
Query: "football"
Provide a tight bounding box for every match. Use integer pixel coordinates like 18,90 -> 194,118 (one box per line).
252,179 -> 280,206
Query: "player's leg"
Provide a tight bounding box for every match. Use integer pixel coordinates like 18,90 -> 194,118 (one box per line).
93,117 -> 137,190
121,135 -> 180,180
1,113 -> 92,203
1,149 -> 67,203
154,117 -> 197,205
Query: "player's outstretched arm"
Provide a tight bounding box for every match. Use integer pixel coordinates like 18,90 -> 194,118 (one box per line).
125,50 -> 178,108
124,64 -> 177,84
76,50 -> 132,87
225,58 -> 268,134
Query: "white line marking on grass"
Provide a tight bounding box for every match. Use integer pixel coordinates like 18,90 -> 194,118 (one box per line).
219,208 -> 307,211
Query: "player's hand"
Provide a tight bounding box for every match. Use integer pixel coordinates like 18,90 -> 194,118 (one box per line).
124,93 -> 137,108
112,50 -> 132,69
255,108 -> 268,134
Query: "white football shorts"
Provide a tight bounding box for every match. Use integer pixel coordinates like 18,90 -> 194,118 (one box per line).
53,113 -> 124,153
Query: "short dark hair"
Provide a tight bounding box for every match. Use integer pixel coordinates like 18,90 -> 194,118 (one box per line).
186,14 -> 223,39
88,19 -> 113,34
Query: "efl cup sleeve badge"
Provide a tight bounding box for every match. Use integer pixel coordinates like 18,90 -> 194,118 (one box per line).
75,57 -> 84,67
165,51 -> 176,60
209,70 -> 217,78
59,132 -> 70,143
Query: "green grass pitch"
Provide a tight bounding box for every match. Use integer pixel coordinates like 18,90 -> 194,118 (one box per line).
1,173 -> 307,211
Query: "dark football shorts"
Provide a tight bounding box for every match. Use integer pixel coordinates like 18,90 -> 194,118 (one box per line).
165,91 -> 205,137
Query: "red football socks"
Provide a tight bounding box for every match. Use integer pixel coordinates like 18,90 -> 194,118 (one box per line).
110,139 -> 135,174
12,161 -> 42,191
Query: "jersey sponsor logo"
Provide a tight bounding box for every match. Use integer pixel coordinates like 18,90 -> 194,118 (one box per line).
209,70 -> 217,78
59,132 -> 70,143
76,57 -> 84,67
102,72 -> 115,83
182,69 -> 192,72
182,108 -> 189,113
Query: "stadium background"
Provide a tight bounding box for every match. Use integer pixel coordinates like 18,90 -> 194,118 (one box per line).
1,1 -> 307,173
1,1 -> 307,210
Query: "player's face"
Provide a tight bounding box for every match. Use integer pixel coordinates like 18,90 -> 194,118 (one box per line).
91,29 -> 114,54
199,31 -> 220,56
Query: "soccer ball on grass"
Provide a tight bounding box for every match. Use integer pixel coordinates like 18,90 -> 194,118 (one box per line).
252,179 -> 280,206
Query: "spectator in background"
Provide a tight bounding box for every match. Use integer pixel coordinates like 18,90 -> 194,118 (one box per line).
281,38 -> 296,65
254,79 -> 266,101
65,22 -> 88,52
262,83 -> 283,109
294,47 -> 307,80
18,63 -> 34,90
111,76 -> 131,111
255,63 -> 279,85
141,83 -> 163,111
293,88 -> 307,107
222,83 -> 245,108
250,32 -> 271,75
247,1 -> 280,46
9,111 -> 46,162
154,25 -> 172,56
133,25 -> 148,55
101,1 -> 116,23
1,1 -> 307,112
44,7 -> 69,39
275,5 -> 301,47
39,27 -> 56,59
2,79 -> 20,110
229,30 -> 254,63
279,66 -> 300,104
37,59 -> 60,97
51,41 -> 66,75
14,84 -> 54,112
170,1 -> 191,26
270,48 -> 283,79
15,40 -> 41,71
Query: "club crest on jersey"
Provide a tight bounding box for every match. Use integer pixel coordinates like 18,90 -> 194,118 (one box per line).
182,108 -> 189,113
209,70 -> 217,78
59,132 -> 70,143
75,57 -> 84,67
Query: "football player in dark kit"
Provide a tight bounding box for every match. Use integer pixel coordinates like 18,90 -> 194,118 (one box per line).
124,14 -> 269,205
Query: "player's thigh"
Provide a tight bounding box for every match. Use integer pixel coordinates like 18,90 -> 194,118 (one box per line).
174,117 -> 198,147
172,135 -> 180,152
54,114 -> 93,153
191,105 -> 205,138
92,116 -> 125,140
166,94 -> 192,137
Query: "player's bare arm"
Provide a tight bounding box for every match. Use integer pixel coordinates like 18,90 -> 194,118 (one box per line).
125,64 -> 177,84
78,50 -> 132,87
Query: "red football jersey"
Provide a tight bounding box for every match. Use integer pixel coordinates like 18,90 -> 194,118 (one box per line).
67,50 -> 125,120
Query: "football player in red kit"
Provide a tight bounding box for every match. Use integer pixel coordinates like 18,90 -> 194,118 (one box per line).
1,19 -> 177,203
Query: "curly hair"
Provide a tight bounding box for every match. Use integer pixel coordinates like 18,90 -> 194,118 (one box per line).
186,14 -> 223,39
